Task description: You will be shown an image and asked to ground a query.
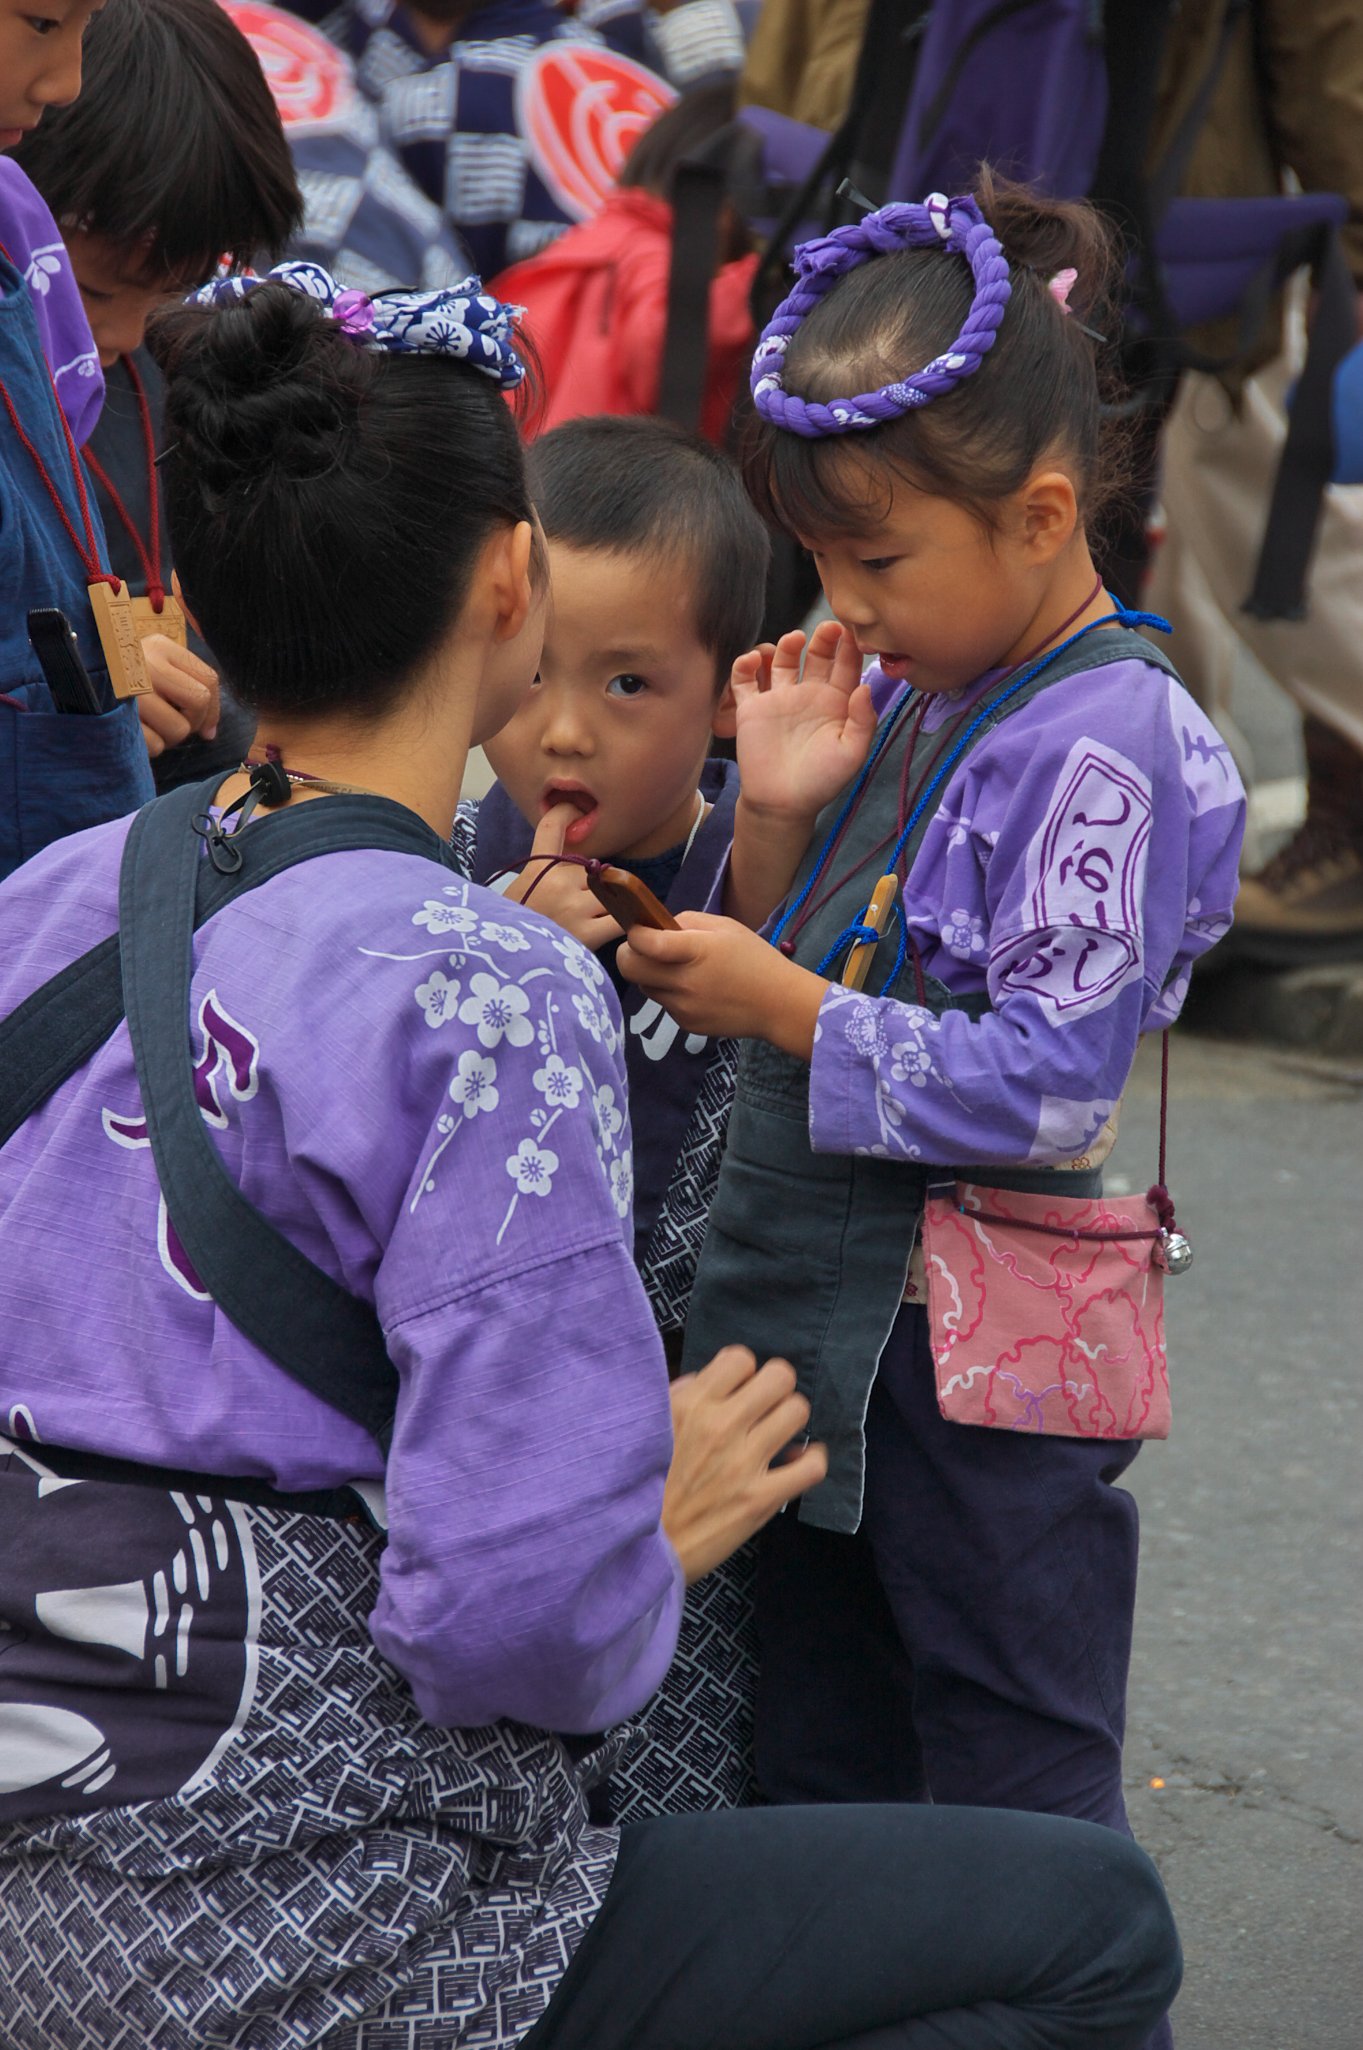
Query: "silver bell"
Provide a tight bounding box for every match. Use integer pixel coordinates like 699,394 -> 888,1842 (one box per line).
1153,1228 -> 1193,1276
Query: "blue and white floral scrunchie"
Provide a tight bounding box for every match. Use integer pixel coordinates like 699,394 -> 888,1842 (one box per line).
187,259 -> 526,390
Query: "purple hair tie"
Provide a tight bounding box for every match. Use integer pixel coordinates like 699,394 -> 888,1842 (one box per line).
751,192 -> 1012,438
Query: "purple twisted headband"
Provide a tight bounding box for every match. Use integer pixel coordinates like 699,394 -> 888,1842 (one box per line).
751,192 -> 1012,438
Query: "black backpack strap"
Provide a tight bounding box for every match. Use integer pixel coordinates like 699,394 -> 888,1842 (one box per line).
658,157 -> 727,433
117,780 -> 463,1453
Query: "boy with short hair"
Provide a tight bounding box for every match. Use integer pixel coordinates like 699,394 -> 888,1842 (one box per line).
471,413 -> 770,1334
467,415 -> 770,1820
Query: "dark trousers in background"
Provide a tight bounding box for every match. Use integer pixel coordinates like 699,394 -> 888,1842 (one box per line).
754,1306 -> 1174,2050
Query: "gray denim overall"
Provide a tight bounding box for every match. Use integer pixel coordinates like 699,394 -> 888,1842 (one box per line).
683,627 -> 1181,1534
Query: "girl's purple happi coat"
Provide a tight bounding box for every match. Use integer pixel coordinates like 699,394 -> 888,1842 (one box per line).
805,655 -> 1246,1164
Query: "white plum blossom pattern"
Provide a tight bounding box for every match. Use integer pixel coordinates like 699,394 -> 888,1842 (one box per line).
609,1152 -> 633,1220
533,1054 -> 583,1109
844,1001 -> 889,1059
25,245 -> 63,296
506,1137 -> 559,1197
822,987 -> 960,1160
553,935 -> 605,986
450,1050 -> 499,1118
395,880 -> 630,1238
593,1084 -> 624,1153
941,908 -> 986,957
572,991 -> 604,1041
459,973 -> 534,1049
413,898 -> 480,936
480,920 -> 532,953
414,969 -> 459,1027
889,1017 -> 943,1091
572,989 -> 618,1052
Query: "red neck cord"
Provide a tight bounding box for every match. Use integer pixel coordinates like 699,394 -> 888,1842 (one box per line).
81,354 -> 165,609
0,232 -> 117,591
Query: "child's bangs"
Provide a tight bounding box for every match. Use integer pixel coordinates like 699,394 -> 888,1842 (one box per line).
746,424 -> 900,543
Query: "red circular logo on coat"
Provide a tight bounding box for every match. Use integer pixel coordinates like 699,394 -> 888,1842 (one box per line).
221,0 -> 355,134
518,44 -> 676,223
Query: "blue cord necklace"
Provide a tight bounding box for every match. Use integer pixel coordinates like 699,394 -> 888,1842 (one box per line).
772,604 -> 1169,994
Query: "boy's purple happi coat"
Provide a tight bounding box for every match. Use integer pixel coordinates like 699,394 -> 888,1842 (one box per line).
806,656 -> 1245,1164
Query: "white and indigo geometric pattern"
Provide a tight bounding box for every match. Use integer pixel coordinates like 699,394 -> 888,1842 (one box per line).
608,1541 -> 757,1822
638,1034 -> 738,1335
222,0 -> 475,290
316,0 -> 744,279
0,1457 -> 618,2049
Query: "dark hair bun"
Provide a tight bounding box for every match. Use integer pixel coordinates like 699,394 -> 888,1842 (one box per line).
157,286 -> 370,497
149,286 -> 536,720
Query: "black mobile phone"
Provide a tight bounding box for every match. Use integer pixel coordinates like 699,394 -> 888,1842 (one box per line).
28,608 -> 103,715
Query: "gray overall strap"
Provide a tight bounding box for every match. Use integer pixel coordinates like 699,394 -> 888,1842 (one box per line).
119,780 -> 461,1453
684,625 -> 1182,1532
0,776 -> 463,1151
0,778 -> 463,1457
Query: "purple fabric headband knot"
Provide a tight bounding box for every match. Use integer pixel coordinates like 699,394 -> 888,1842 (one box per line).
751,192 -> 1012,438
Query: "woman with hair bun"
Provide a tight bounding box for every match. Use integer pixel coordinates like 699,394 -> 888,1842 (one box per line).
0,261 -> 1178,2050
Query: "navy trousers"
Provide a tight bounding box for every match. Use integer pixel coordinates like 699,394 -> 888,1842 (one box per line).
754,1305 -> 1174,2050
526,1803 -> 1180,2050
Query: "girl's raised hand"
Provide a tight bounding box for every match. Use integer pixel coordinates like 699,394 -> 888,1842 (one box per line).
729,619 -> 876,822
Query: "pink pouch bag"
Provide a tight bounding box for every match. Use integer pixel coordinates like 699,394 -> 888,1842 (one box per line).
921,1036 -> 1191,1440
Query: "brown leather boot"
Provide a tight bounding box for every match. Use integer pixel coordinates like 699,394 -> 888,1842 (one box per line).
1231,717 -> 1363,964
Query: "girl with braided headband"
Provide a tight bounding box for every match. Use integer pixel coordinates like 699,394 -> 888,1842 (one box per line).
618,177 -> 1243,2048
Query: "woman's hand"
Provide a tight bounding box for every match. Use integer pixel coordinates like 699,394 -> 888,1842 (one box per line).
663,1346 -> 827,1583
617,912 -> 827,1057
136,634 -> 220,759
729,619 -> 876,823
502,802 -> 622,951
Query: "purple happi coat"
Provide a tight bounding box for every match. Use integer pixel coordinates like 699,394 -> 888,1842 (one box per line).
0,813 -> 683,2048
806,656 -> 1245,1163
0,157 -> 103,443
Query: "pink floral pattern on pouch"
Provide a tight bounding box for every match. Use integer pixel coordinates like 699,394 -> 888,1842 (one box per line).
922,1182 -> 1170,1439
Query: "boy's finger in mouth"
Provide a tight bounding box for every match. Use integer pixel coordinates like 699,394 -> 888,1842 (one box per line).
541,783 -> 601,846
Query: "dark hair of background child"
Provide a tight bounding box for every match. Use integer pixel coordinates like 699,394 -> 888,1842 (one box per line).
151,287 -> 541,719
618,81 -> 738,205
13,0 -> 301,283
528,415 -> 771,687
745,168 -> 1130,547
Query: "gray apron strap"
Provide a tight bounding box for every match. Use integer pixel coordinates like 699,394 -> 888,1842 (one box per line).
2,778 -> 463,1461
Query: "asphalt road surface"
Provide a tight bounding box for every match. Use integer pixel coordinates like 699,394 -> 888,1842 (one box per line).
1110,1030 -> 1362,2050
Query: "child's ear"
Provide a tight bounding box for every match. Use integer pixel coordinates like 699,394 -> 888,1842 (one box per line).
1020,469 -> 1079,563
712,674 -> 738,740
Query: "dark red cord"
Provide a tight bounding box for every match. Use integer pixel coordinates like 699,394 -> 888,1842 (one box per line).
0,375 -> 119,589
82,354 -> 165,609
